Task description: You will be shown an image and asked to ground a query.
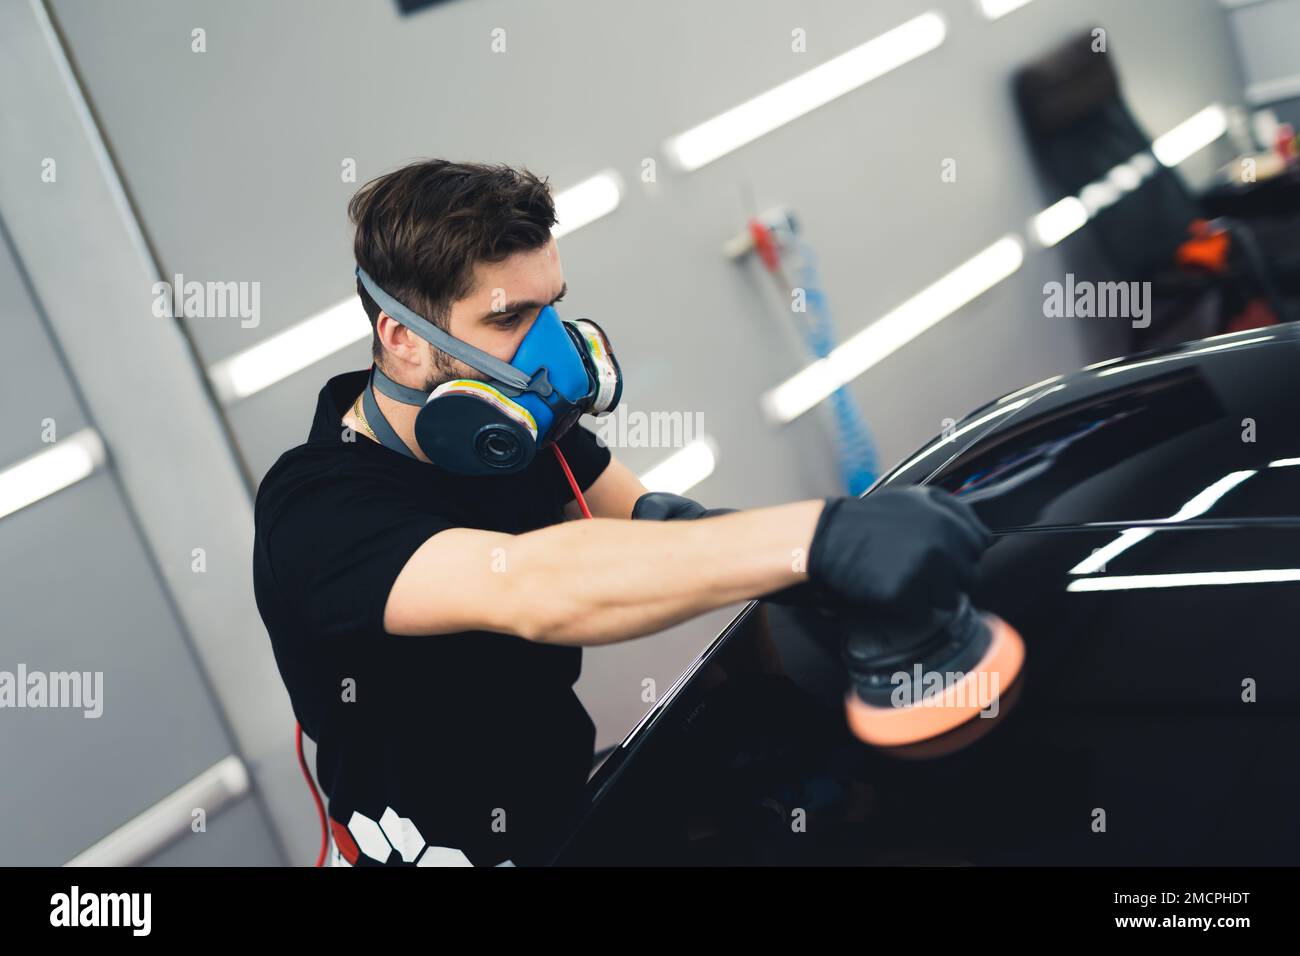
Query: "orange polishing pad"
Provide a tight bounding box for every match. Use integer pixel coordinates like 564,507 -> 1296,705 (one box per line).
844,614 -> 1025,748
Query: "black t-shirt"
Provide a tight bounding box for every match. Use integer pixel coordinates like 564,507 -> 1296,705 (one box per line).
252,369 -> 611,866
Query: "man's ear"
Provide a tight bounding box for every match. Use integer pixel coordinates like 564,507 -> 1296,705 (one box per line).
376,312 -> 422,366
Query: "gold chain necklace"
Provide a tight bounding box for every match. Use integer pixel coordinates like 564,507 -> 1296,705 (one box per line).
351,393 -> 379,443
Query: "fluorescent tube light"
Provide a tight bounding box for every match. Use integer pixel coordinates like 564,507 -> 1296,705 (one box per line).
1031,197 -> 1088,247
639,437 -> 718,495
0,429 -> 105,521
209,298 -> 368,403
979,0 -> 1037,19
552,170 -> 623,239
663,12 -> 946,172
1152,104 -> 1227,167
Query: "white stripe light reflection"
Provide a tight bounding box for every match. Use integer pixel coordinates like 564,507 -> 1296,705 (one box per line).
1095,336 -> 1274,379
995,374 -> 1064,405
891,384 -> 1065,478
1069,470 -> 1257,575
1069,569 -> 1300,592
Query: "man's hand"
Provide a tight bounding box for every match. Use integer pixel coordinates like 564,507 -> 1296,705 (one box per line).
807,487 -> 991,613
630,491 -> 737,521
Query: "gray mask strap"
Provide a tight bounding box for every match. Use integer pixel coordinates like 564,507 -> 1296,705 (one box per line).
370,363 -> 431,406
356,266 -> 532,392
361,367 -> 419,459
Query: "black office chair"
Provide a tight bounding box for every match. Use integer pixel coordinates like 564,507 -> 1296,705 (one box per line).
1014,31 -> 1300,352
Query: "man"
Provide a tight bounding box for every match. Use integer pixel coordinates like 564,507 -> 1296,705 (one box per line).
252,160 -> 989,867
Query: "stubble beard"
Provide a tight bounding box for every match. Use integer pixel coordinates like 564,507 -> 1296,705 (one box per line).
423,343 -> 483,392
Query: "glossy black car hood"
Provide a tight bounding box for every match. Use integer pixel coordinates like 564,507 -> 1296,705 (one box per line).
553,323 -> 1300,866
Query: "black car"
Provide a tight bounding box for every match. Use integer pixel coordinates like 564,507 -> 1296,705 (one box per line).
551,323 -> 1300,866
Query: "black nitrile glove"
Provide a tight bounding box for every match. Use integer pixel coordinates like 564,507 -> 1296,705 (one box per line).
630,491 -> 737,522
806,487 -> 992,615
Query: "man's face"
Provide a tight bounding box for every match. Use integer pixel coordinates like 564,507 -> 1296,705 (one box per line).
421,236 -> 567,389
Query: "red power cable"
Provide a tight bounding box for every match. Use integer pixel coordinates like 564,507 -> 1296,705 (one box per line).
295,722 -> 329,867
551,443 -> 593,519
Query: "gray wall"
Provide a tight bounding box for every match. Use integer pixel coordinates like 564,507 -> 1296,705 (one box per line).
0,223 -> 282,866
1,0 -> 1249,863
1224,0 -> 1300,125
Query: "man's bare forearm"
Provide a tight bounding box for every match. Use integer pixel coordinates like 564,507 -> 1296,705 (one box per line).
489,500 -> 825,645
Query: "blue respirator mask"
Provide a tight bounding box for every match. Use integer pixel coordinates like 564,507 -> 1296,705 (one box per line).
355,266 -> 622,475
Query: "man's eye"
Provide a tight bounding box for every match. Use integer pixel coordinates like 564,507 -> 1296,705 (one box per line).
495,313 -> 521,328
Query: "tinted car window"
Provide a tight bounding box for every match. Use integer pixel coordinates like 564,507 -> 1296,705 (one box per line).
881,335 -> 1300,530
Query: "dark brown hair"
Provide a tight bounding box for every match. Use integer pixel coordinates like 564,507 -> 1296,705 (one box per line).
348,160 -> 557,363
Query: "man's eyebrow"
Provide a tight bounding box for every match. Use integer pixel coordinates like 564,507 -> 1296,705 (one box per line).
477,281 -> 567,322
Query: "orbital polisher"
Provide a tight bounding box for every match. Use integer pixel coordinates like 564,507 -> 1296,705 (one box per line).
840,593 -> 1025,748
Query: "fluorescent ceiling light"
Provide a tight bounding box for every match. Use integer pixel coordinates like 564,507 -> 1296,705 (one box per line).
208,297 -> 369,403
639,437 -> 717,495
1078,179 -> 1123,215
1031,197 -> 1088,247
1068,568 -> 1300,592
663,12 -> 946,172
1069,469 -> 1256,574
0,429 -> 105,522
1152,104 -> 1227,167
552,170 -> 623,239
979,0 -> 1036,19
1269,458 -> 1300,468
762,235 -> 1024,423
1106,160 -> 1144,192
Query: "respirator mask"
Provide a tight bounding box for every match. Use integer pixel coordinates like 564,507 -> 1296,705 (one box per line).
355,265 -> 622,475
